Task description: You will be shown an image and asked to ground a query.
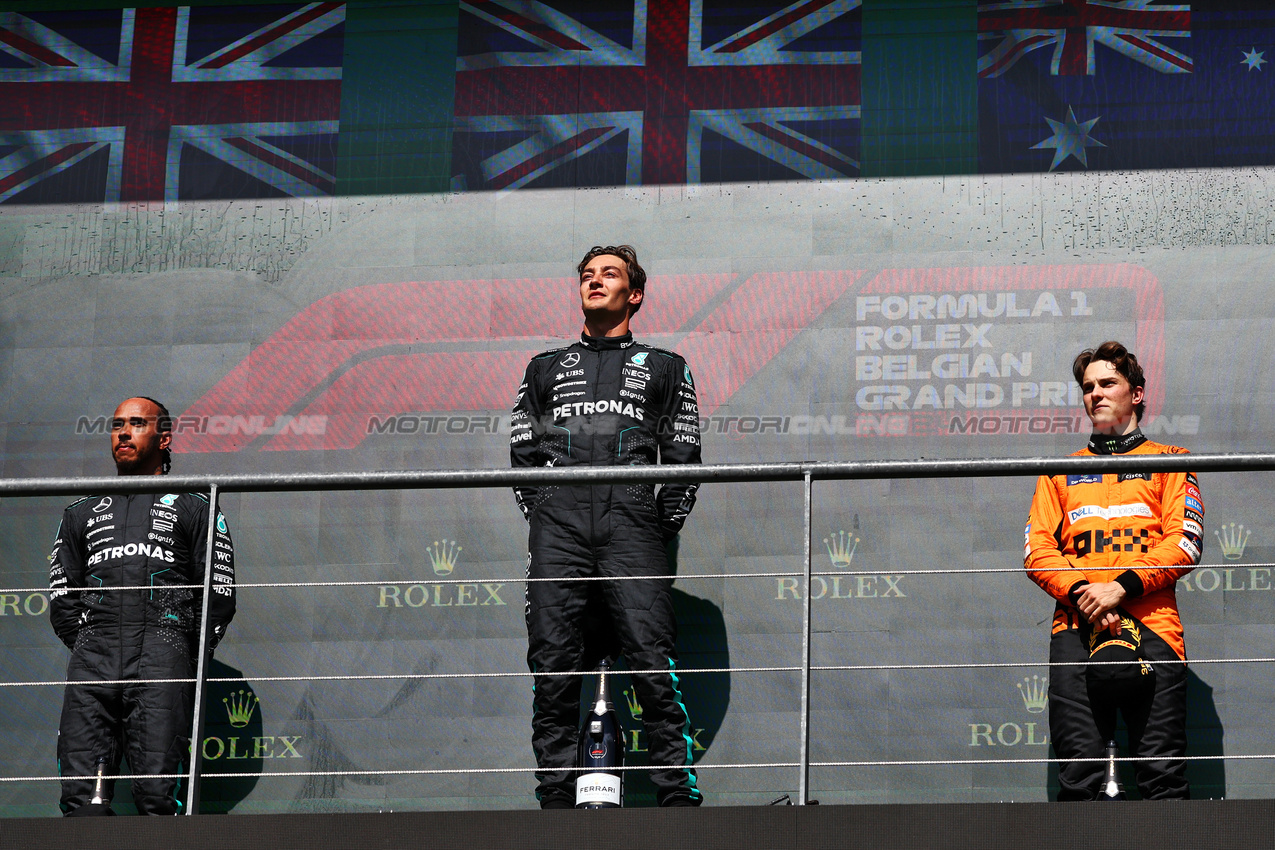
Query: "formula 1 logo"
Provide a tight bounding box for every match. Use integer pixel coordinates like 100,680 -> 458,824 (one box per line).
178,271 -> 864,451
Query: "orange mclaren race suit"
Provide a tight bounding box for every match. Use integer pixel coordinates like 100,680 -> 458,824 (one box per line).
1025,428 -> 1202,800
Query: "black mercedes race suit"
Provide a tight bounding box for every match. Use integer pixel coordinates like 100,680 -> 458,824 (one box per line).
48,492 -> 235,815
511,331 -> 702,807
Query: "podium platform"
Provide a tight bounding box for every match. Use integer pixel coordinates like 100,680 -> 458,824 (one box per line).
2,800 -> 1272,850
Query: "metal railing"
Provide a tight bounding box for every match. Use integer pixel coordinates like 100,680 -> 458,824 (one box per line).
3,450 -> 1273,812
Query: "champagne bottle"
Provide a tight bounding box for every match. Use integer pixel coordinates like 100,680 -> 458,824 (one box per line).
90,756 -> 110,806
1097,740 -> 1126,801
575,660 -> 625,809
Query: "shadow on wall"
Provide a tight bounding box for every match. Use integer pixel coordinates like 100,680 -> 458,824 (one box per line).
197,658 -> 263,813
611,582 -> 730,806
568,536 -> 731,807
1045,667 -> 1224,800
87,658 -> 262,815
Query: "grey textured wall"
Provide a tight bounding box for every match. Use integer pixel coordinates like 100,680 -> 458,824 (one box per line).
1,170 -> 1272,814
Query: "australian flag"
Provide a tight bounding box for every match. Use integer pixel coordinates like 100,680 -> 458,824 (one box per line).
979,0 -> 1275,172
452,0 -> 861,190
0,3 -> 345,205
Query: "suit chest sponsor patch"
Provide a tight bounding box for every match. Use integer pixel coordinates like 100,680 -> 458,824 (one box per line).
1117,472 -> 1152,482
1067,503 -> 1154,523
1067,474 -> 1103,486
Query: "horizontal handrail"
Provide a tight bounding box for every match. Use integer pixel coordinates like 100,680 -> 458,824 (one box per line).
0,452 -> 1272,496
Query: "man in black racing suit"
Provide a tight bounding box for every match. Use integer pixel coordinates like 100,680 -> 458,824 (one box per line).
48,397 -> 235,815
511,245 -> 703,808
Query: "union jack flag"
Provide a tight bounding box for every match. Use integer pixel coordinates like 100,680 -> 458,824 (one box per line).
0,4 -> 344,205
452,0 -> 861,190
978,0 -> 1191,78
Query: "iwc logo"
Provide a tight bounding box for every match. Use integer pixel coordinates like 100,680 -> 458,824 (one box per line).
968,675 -> 1049,748
377,538 -> 508,610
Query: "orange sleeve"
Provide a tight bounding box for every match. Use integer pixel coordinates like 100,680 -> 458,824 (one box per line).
1025,475 -> 1088,605
1122,460 -> 1201,594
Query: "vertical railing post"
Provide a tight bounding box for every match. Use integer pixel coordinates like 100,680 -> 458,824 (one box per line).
798,469 -> 813,805
185,483 -> 219,815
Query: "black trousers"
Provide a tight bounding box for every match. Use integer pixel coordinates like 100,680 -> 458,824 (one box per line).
57,635 -> 194,815
1048,627 -> 1189,801
525,491 -> 701,807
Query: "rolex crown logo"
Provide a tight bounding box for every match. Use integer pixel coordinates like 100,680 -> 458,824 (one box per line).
1017,675 -> 1048,714
623,687 -> 643,719
223,689 -> 259,728
823,529 -> 860,569
1215,522 -> 1250,561
427,540 -> 461,576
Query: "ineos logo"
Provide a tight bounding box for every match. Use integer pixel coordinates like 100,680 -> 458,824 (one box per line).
93,497 -> 112,513
561,352 -> 581,368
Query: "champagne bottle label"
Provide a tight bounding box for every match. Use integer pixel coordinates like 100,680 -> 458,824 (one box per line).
575,772 -> 622,806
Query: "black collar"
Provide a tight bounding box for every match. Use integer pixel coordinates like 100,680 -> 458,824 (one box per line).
1088,427 -> 1147,455
580,331 -> 634,351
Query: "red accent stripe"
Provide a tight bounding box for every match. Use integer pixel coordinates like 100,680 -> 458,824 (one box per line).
0,141 -> 93,195
1117,33 -> 1191,72
716,0 -> 839,54
1058,27 -> 1087,75
488,126 -> 610,189
224,136 -> 335,192
455,64 -> 856,116
466,0 -> 589,51
743,120 -> 851,174
199,1 -> 344,69
179,274 -> 741,452
0,26 -> 76,66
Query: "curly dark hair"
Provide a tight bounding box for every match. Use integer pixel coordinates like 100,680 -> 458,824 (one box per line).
1072,341 -> 1146,421
577,244 -> 646,315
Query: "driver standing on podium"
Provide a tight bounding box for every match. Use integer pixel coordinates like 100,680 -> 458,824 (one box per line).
511,245 -> 703,808
49,397 -> 235,815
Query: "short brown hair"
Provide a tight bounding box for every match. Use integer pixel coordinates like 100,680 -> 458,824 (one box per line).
1073,341 -> 1146,421
577,244 -> 646,315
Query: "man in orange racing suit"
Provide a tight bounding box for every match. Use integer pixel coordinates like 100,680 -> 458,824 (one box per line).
1025,341 -> 1202,800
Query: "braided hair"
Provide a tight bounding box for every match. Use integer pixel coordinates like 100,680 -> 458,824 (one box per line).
137,396 -> 173,475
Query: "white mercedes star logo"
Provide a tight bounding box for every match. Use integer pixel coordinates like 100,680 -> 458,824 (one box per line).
562,352 -> 581,368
